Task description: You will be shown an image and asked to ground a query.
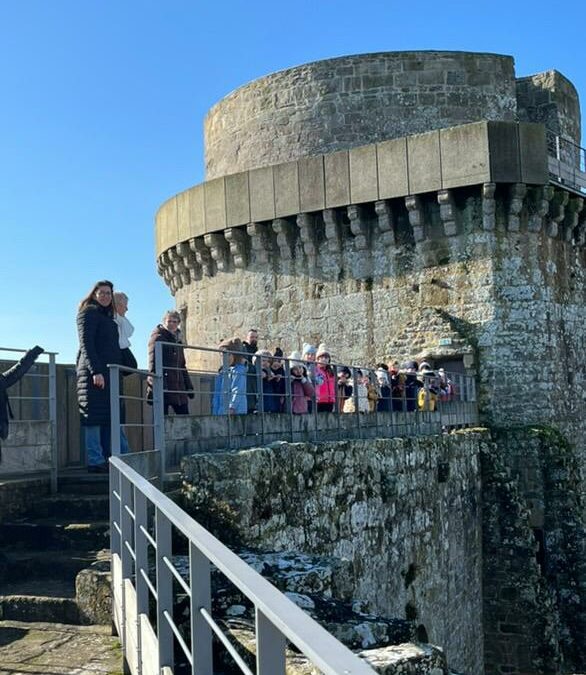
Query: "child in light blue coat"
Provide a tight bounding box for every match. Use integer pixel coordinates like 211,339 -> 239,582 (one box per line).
212,338 -> 248,415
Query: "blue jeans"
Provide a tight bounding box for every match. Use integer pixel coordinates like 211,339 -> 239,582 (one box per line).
84,425 -> 130,467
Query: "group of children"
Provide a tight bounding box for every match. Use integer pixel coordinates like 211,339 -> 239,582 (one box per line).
211,338 -> 456,416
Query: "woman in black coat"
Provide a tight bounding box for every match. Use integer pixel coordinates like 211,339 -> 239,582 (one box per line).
76,280 -> 123,472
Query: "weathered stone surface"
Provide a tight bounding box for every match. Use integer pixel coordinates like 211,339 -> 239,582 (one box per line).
76,552 -> 111,626
0,619 -> 122,675
182,433 -> 486,674
204,52 -> 516,179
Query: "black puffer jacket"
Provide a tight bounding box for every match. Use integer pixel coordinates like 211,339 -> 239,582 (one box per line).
76,302 -> 122,426
0,346 -> 44,441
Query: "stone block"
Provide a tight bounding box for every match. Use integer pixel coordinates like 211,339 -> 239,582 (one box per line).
249,166 -> 276,222
349,145 -> 378,204
204,177 -> 227,232
407,131 -> 441,194
440,122 -> 491,189
225,172 -> 251,227
176,189 -> 191,242
325,150 -> 350,208
188,183 -> 205,238
274,161 -> 300,217
299,155 -> 325,212
377,137 -> 408,199
487,122 -> 521,183
518,123 -> 548,185
156,196 -> 178,254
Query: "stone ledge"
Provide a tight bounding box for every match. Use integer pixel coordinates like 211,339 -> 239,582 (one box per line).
156,121 -> 549,256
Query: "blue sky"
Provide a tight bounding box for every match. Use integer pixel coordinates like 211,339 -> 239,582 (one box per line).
1,0 -> 584,366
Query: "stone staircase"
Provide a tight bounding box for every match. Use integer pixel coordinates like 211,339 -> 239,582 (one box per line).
0,471 -> 110,625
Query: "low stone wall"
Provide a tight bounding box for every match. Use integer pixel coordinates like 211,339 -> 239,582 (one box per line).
182,431 -> 487,675
0,475 -> 50,524
0,421 -> 52,477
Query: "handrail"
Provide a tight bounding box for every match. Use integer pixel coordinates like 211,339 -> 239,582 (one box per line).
0,347 -> 58,492
110,454 -> 376,674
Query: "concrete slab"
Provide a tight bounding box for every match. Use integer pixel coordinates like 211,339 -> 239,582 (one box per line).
487,121 -> 521,183
325,150 -> 350,208
204,177 -> 227,233
519,123 -> 548,185
299,155 -> 325,212
249,166 -> 276,222
176,189 -> 190,242
225,172 -> 250,227
349,145 -> 378,204
188,184 -> 205,238
407,130 -> 441,194
274,160 -> 300,217
440,122 -> 491,188
377,137 -> 409,199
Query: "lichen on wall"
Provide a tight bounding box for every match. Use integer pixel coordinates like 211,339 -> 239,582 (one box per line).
182,432 -> 486,675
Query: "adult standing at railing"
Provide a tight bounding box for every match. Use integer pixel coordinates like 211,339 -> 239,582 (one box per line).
0,346 -> 44,448
242,328 -> 258,413
77,280 -> 123,473
147,310 -> 194,415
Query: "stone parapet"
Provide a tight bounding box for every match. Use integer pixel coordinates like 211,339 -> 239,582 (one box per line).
156,121 -> 549,262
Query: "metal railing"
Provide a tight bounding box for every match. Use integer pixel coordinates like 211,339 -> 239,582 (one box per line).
546,130 -> 586,194
110,453 -> 376,674
0,347 -> 58,492
136,342 -> 478,477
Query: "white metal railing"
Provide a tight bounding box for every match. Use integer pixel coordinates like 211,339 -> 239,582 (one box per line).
109,453 -> 376,674
546,130 -> 586,194
0,347 -> 58,492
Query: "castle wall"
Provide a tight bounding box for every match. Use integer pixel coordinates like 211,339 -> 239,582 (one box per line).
205,52 -> 517,179
517,70 -> 581,147
182,433 -> 487,675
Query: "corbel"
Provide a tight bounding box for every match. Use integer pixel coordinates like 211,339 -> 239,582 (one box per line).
224,227 -> 249,269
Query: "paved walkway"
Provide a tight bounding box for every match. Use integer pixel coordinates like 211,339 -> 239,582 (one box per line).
0,620 -> 122,675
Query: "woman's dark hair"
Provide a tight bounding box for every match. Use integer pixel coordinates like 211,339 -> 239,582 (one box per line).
78,280 -> 115,314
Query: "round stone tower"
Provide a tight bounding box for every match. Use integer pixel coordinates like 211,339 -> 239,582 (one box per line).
156,49 -> 584,453
205,51 -> 517,179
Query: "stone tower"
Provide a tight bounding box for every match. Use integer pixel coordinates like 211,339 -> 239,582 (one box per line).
155,50 -> 585,453
156,51 -> 586,674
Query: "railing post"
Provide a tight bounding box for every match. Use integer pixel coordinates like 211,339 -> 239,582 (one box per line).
155,508 -> 174,672
256,356 -> 265,444
109,463 -> 122,638
134,488 -> 149,675
256,608 -> 286,675
284,358 -> 293,443
153,341 -> 166,483
120,474 -> 133,654
353,369 -> 361,438
110,365 -> 121,456
48,353 -> 58,493
190,543 -> 213,675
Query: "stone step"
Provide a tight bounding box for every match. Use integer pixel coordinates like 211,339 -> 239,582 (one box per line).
0,548 -> 103,584
0,519 -> 109,551
24,494 -> 110,521
0,594 -> 80,624
56,472 -> 110,496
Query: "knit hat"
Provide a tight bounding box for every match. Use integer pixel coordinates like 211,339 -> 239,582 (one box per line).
273,347 -> 283,358
316,343 -> 330,358
288,350 -> 303,365
419,361 -> 431,372
403,360 -> 418,371
302,343 -> 316,356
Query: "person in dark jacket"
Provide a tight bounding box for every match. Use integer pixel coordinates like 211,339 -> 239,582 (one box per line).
147,310 -> 194,415
77,280 -> 124,472
0,346 -> 44,446
242,328 -> 258,413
